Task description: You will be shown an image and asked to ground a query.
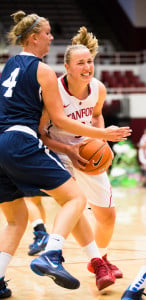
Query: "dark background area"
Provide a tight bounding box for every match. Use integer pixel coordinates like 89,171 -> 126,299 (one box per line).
0,0 -> 146,51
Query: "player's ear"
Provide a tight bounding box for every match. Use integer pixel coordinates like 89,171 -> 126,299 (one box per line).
30,32 -> 38,43
64,63 -> 69,72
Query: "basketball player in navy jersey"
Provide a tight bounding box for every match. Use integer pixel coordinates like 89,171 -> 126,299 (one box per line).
26,27 -> 132,291
0,11 -> 132,298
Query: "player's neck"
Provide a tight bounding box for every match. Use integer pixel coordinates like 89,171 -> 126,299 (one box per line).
23,45 -> 44,59
66,75 -> 90,100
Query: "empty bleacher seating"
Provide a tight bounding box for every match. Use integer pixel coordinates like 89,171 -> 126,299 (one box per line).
100,70 -> 146,93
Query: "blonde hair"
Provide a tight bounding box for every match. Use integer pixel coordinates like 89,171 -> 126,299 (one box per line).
64,26 -> 98,64
8,10 -> 48,45
72,26 -> 98,57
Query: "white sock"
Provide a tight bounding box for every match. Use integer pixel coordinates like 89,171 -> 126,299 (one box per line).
32,219 -> 44,228
129,265 -> 146,291
82,241 -> 102,259
0,252 -> 12,278
44,234 -> 65,252
99,248 -> 108,257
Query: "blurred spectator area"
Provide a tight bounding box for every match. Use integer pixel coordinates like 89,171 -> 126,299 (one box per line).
51,48 -> 146,65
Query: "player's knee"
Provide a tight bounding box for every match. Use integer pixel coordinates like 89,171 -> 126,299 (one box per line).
97,209 -> 116,227
103,211 -> 116,226
14,211 -> 28,233
76,193 -> 87,213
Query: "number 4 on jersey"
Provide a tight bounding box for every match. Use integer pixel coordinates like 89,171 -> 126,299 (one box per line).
2,68 -> 20,97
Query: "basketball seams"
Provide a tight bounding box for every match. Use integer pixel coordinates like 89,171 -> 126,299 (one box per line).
88,143 -> 106,161
79,138 -> 113,175
92,151 -> 104,166
86,152 -> 112,173
79,141 -> 106,161
79,138 -> 97,157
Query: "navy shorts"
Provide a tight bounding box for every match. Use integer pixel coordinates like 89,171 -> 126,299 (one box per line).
0,130 -> 71,203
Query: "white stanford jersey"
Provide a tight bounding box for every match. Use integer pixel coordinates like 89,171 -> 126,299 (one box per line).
138,133 -> 146,166
48,75 -> 113,208
48,75 -> 99,145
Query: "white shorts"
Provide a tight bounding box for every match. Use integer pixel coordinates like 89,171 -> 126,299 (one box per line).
59,154 -> 114,208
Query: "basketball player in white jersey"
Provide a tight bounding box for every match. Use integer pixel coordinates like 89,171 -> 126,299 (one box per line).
138,128 -> 146,187
26,27 -> 127,290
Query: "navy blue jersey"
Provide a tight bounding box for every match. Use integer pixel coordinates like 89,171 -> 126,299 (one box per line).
0,53 -> 43,134
0,52 -> 72,203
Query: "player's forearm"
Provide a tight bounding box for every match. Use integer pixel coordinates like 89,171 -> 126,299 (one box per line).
91,114 -> 105,129
40,132 -> 69,154
54,115 -> 106,139
51,115 -> 132,142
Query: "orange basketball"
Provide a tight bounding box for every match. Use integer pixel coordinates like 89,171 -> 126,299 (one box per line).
79,138 -> 113,175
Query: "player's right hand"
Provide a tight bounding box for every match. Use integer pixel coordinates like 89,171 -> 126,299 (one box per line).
104,126 -> 132,142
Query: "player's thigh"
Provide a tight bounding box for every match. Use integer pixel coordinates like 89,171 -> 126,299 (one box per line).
44,177 -> 87,207
25,196 -> 42,206
0,198 -> 28,225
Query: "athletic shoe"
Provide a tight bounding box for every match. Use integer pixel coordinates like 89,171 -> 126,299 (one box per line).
102,254 -> 123,278
90,257 -> 115,290
30,250 -> 80,289
0,277 -> 11,298
87,254 -> 123,278
121,286 -> 146,299
29,231 -> 49,249
28,231 -> 49,255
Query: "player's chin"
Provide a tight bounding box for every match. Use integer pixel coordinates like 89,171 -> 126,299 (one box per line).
43,46 -> 50,56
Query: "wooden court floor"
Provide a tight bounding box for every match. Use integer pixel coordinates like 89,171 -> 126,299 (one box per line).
1,186 -> 146,300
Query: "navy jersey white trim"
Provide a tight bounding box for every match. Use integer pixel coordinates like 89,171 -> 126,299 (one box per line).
0,53 -> 43,135
0,54 -> 72,203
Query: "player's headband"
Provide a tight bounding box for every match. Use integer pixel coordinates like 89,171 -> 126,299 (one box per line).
17,17 -> 40,39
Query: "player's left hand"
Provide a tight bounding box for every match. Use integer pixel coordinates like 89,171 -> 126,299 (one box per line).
66,142 -> 89,170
